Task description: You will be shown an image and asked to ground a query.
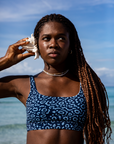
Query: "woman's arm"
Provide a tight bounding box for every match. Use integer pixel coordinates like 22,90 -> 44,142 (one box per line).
0,38 -> 34,99
0,76 -> 19,98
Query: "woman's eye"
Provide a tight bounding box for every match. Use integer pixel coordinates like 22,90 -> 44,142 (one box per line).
58,37 -> 65,40
43,37 -> 50,41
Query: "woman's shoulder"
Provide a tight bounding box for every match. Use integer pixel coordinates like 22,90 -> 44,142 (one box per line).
0,75 -> 30,82
0,75 -> 33,89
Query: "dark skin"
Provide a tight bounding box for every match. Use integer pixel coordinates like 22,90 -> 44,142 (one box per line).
0,22 -> 84,144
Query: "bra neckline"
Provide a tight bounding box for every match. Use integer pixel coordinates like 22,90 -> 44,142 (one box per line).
29,75 -> 82,98
36,85 -> 82,99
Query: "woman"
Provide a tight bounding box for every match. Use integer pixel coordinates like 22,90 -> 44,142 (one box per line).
0,14 -> 112,144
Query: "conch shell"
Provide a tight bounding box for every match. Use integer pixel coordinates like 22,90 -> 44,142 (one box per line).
22,34 -> 39,59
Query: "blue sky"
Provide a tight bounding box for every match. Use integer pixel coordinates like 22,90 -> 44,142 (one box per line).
0,0 -> 114,86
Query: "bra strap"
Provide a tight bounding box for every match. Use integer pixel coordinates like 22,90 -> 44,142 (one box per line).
29,75 -> 37,91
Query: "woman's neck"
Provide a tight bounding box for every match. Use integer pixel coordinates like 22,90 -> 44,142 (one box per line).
44,62 -> 69,74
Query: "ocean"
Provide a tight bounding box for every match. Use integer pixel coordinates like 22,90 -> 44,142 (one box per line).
0,87 -> 114,144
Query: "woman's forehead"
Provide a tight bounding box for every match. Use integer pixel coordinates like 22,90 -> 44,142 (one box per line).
39,21 -> 69,35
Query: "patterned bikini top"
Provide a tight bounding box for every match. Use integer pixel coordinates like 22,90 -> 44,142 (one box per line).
26,76 -> 87,132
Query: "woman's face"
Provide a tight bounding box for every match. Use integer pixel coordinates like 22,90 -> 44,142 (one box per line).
38,21 -> 70,66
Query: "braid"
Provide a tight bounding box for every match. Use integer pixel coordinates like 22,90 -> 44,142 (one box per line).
34,14 -> 112,143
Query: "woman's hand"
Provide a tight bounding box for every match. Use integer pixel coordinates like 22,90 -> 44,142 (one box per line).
0,38 -> 35,71
6,38 -> 35,64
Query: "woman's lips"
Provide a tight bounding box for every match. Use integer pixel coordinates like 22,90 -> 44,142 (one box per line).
48,52 -> 60,58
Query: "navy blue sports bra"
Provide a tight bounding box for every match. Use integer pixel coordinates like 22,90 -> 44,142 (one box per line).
26,76 -> 87,131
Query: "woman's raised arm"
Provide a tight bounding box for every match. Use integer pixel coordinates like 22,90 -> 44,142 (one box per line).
0,38 -> 34,99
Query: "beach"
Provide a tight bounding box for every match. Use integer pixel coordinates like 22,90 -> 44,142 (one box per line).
0,87 -> 114,144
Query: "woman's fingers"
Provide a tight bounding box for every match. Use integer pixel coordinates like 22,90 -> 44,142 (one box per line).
15,52 -> 34,62
17,38 -> 28,43
13,39 -> 29,48
5,38 -> 34,63
7,38 -> 30,54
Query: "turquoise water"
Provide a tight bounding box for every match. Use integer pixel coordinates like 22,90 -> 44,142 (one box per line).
0,87 -> 114,144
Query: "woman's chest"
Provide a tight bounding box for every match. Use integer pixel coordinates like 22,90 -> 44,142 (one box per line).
34,77 -> 80,97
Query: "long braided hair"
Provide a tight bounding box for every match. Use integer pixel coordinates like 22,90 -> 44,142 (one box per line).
34,14 -> 112,143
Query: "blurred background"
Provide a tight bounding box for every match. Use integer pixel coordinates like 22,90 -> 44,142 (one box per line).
0,0 -> 114,144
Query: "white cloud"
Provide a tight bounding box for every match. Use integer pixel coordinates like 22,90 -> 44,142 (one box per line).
93,67 -> 114,86
95,67 -> 114,77
0,62 -> 42,77
0,0 -> 71,22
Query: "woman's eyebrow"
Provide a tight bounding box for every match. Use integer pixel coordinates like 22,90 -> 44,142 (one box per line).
41,34 -> 50,37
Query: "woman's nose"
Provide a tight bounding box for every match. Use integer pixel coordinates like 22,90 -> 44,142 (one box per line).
49,38 -> 58,48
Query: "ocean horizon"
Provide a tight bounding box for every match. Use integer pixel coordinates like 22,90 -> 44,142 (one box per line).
0,86 -> 114,144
